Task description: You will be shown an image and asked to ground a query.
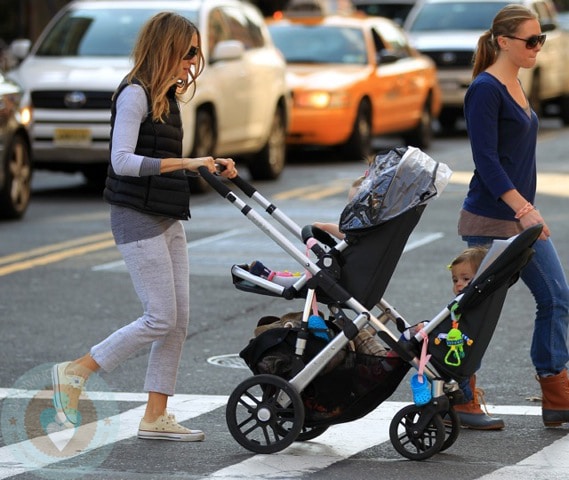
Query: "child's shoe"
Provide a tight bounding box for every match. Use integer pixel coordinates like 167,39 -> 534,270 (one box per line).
249,260 -> 272,279
453,375 -> 505,430
138,411 -> 205,442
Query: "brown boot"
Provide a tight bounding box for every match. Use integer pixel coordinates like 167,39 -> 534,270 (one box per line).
453,375 -> 505,430
537,370 -> 569,427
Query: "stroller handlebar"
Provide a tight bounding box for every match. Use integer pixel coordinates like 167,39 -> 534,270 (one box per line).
302,225 -> 338,249
197,165 -> 232,198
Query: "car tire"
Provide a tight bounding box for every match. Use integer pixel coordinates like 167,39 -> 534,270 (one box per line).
559,95 -> 569,126
403,98 -> 433,149
248,106 -> 286,181
0,132 -> 32,220
189,108 -> 217,193
528,72 -> 542,118
438,110 -> 458,132
342,99 -> 372,161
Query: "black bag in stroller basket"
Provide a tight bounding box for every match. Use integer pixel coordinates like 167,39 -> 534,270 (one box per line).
240,323 -> 410,428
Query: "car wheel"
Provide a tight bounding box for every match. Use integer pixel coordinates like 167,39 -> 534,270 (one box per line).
0,133 -> 32,220
528,72 -> 542,117
342,100 -> 372,161
248,106 -> 286,181
403,99 -> 433,149
189,108 -> 217,193
558,95 -> 569,126
438,110 -> 458,132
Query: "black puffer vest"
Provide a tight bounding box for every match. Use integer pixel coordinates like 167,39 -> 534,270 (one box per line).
103,78 -> 191,219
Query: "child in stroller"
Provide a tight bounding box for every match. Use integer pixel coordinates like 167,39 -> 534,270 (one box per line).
196,146 -> 542,460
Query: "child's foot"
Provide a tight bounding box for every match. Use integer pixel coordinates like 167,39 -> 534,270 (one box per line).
249,260 -> 272,279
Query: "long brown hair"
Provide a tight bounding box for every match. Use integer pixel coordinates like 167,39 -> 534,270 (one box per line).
472,4 -> 537,78
127,12 -> 205,122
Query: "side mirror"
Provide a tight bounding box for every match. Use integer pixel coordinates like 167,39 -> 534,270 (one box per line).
377,49 -> 401,65
210,40 -> 245,64
10,39 -> 32,61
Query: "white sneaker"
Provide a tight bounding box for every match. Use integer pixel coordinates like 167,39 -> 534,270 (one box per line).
138,411 -> 205,442
51,361 -> 85,428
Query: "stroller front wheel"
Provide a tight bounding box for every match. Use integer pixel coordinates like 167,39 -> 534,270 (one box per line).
389,404 -> 446,461
226,374 -> 305,454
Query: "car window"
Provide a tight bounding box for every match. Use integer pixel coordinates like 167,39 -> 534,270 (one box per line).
219,6 -> 265,49
355,2 -> 415,25
373,21 -> 411,57
533,0 -> 555,24
407,1 -> 508,31
35,8 -> 197,57
269,24 -> 367,64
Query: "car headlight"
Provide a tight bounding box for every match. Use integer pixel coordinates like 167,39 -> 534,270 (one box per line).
294,91 -> 349,109
19,105 -> 32,126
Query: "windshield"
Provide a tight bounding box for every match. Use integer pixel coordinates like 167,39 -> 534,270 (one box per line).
36,8 -> 198,56
269,24 -> 367,65
408,2 -> 508,31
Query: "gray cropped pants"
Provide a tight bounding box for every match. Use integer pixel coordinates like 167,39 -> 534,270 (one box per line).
90,221 -> 189,396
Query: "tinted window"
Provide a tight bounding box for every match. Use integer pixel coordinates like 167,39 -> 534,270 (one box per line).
220,6 -> 265,49
36,8 -> 197,56
355,3 -> 415,25
407,1 -> 508,31
269,25 -> 367,64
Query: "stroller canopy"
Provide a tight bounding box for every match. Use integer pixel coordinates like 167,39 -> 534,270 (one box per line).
339,147 -> 452,233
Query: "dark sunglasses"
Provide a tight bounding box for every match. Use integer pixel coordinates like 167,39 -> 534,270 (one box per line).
183,46 -> 199,60
503,34 -> 546,49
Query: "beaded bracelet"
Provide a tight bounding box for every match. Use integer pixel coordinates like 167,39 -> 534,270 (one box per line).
514,201 -> 535,219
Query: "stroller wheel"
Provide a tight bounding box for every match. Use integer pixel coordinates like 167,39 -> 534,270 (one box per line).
441,408 -> 460,451
295,425 -> 329,442
226,374 -> 305,454
389,404 -> 445,461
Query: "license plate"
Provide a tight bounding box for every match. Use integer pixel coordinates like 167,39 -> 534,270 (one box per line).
54,128 -> 92,146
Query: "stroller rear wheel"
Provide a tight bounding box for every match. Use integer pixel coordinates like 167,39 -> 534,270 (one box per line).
389,404 -> 445,460
226,374 -> 305,454
296,425 -> 329,442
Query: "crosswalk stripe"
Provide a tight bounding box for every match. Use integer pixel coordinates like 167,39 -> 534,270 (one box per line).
0,391 -> 226,479
0,388 -> 552,480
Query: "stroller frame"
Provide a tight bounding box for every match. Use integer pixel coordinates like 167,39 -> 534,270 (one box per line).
198,161 -> 541,461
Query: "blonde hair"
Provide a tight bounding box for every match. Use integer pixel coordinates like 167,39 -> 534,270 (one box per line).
127,12 -> 205,122
449,246 -> 489,272
472,4 -> 537,78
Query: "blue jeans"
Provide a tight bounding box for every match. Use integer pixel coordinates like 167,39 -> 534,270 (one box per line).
459,235 -> 569,400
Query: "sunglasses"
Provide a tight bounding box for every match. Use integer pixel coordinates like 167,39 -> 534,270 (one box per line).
503,34 -> 546,49
183,46 -> 199,60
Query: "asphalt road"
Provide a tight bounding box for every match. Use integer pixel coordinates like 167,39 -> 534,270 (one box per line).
1,120 -> 569,479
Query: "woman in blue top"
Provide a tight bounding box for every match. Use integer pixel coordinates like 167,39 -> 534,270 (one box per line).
456,4 -> 569,430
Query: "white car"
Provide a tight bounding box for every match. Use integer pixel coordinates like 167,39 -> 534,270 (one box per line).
8,0 -> 290,188
404,0 -> 569,130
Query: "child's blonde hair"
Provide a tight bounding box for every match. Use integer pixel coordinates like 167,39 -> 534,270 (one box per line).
449,245 -> 488,272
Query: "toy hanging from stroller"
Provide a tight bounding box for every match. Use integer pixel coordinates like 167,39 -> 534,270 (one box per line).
198,146 -> 542,460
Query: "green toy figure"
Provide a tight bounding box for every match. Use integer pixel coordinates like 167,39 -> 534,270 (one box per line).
434,320 -> 473,366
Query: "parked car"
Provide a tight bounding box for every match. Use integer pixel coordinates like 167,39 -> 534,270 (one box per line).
352,0 -> 416,25
404,0 -> 569,130
8,0 -> 290,188
267,11 -> 441,159
0,72 -> 32,220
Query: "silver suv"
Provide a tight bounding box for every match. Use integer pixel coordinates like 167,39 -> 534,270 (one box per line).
9,0 -> 289,186
404,0 -> 569,130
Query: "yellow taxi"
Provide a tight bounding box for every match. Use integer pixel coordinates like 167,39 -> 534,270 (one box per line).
267,9 -> 441,158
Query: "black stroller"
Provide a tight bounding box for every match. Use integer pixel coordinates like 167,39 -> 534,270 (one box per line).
198,146 -> 542,461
